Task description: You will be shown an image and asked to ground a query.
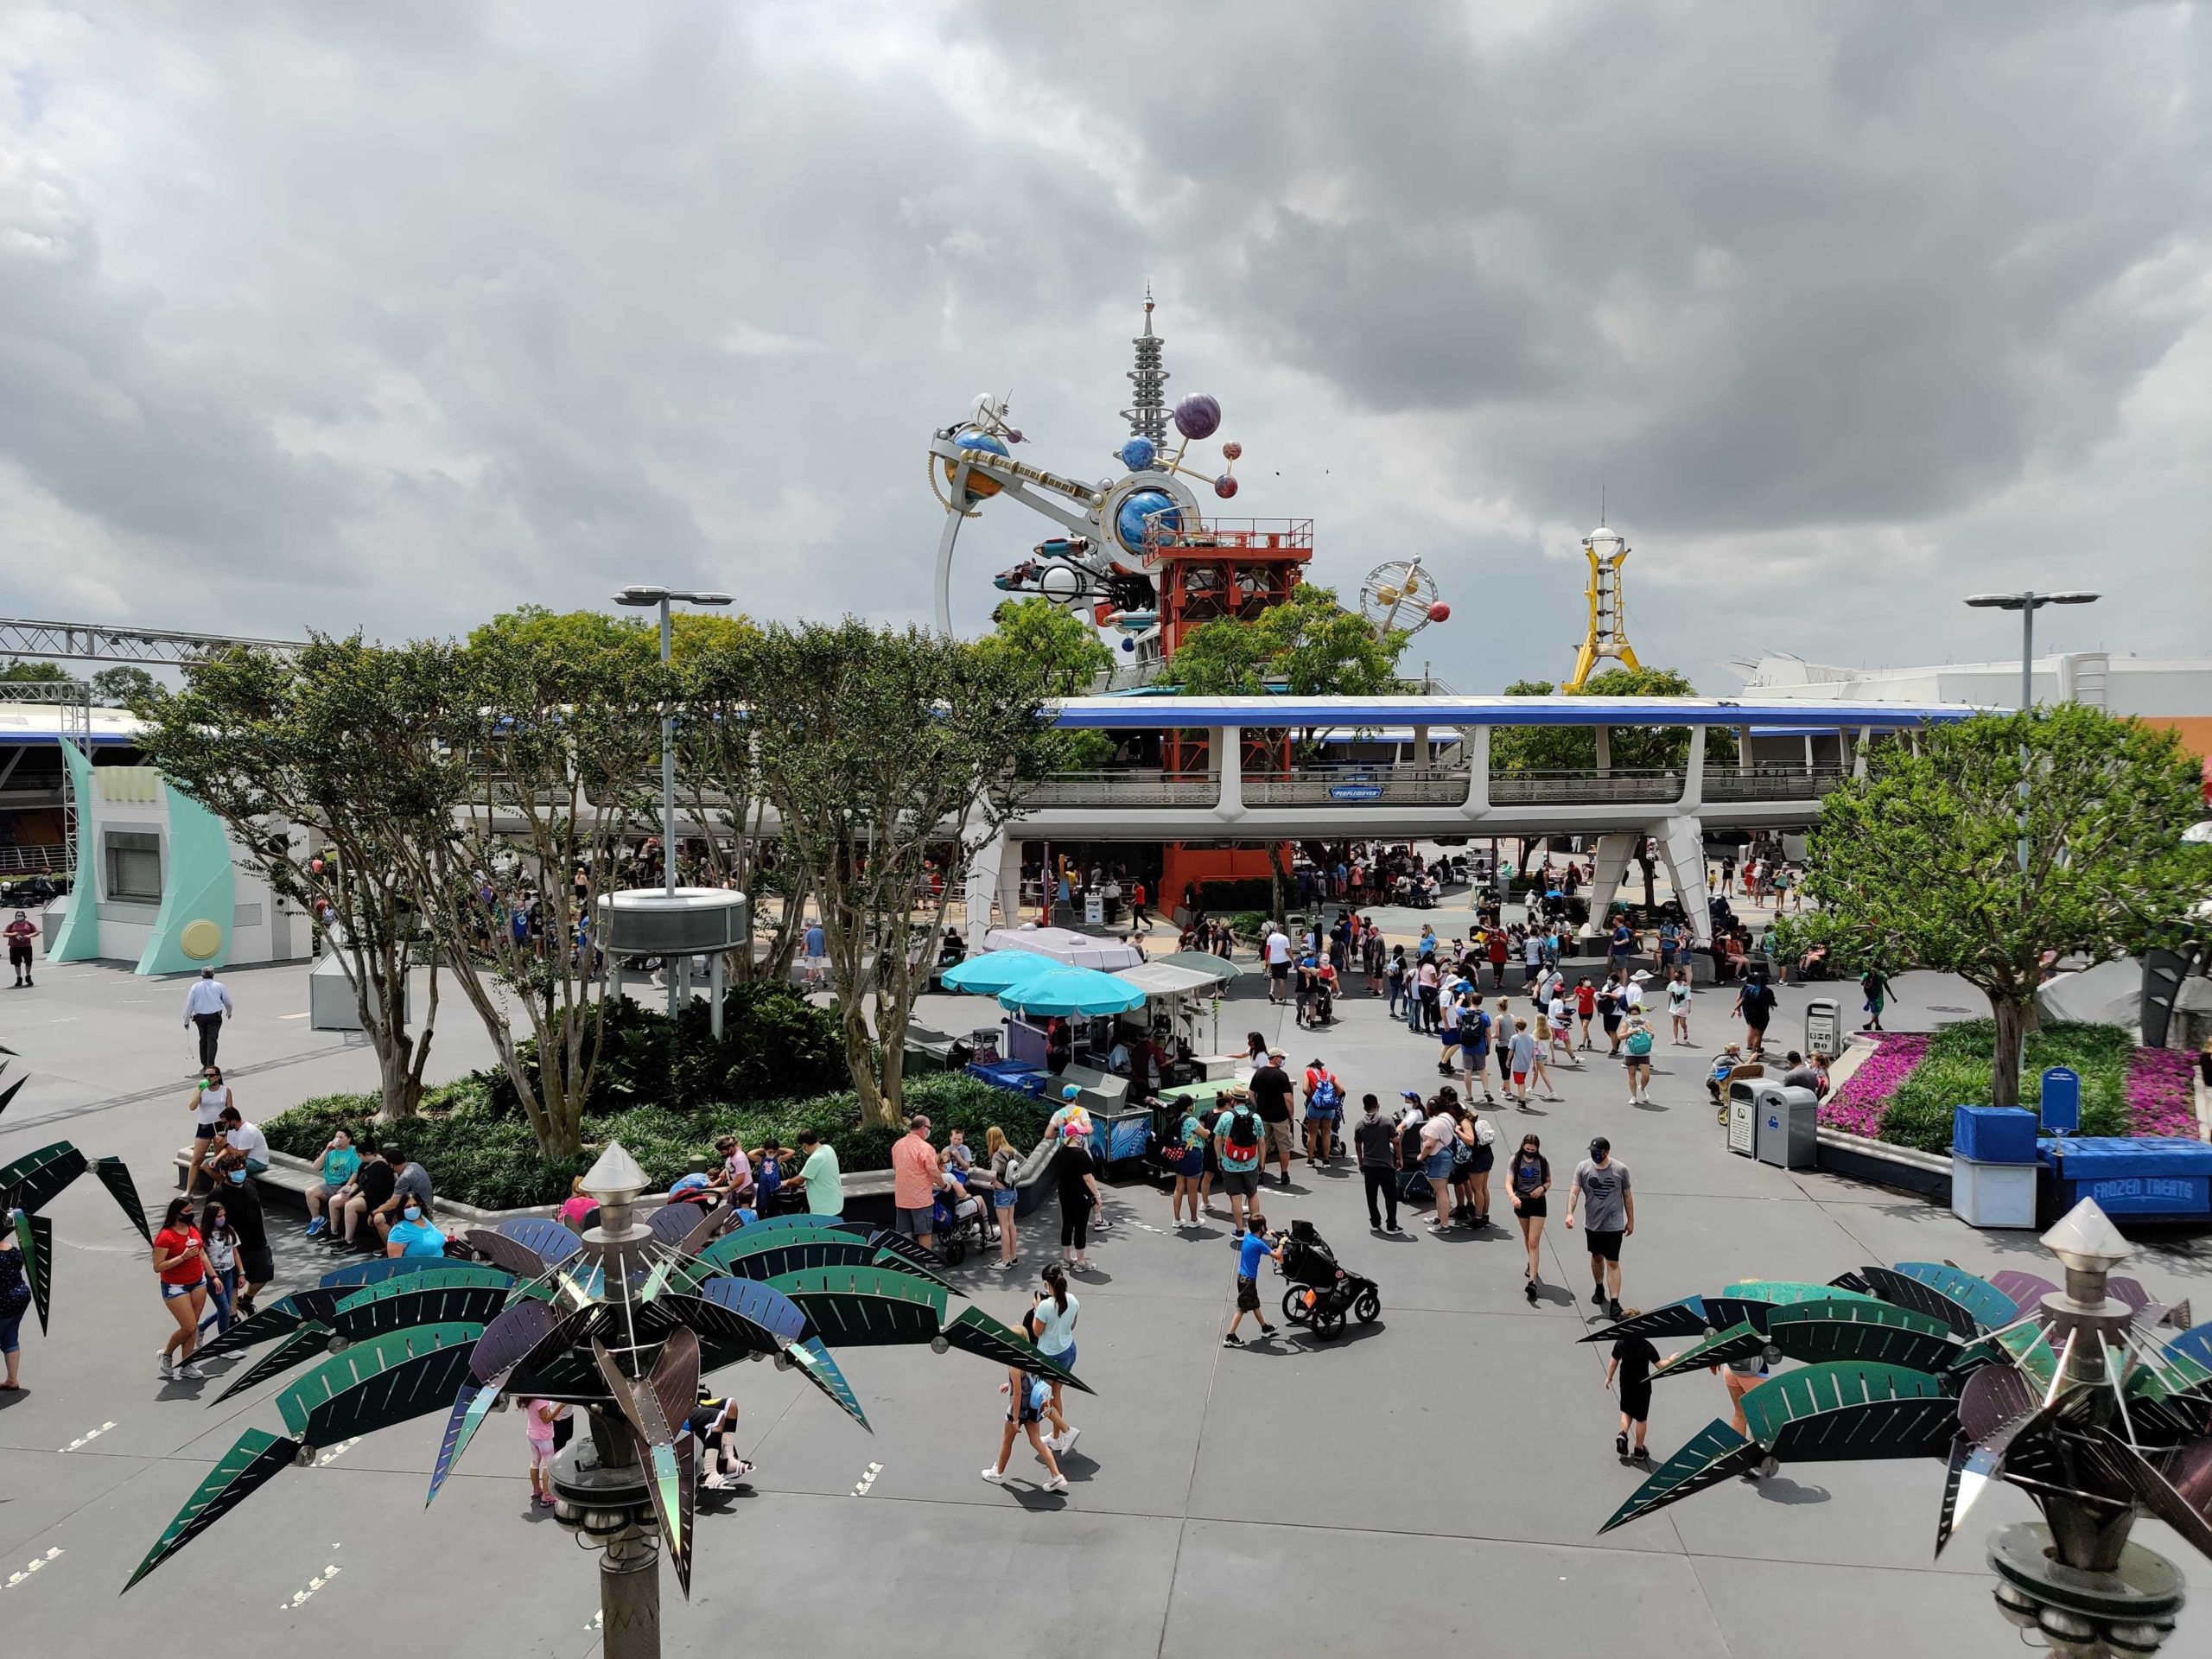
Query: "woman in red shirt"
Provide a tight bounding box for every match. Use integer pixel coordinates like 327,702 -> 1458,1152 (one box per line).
152,1196 -> 208,1382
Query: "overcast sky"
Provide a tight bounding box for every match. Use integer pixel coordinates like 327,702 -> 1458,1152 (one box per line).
3,1 -> 2207,692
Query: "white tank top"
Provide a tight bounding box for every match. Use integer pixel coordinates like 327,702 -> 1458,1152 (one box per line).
195,1084 -> 231,1126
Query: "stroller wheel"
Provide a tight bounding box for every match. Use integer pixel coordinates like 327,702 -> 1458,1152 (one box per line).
942,1235 -> 968,1267
1354,1287 -> 1381,1324
1281,1288 -> 1313,1325
1313,1307 -> 1345,1341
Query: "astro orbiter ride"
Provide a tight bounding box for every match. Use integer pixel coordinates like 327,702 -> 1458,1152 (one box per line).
1592,1201 -> 2210,1657
928,294 -> 1312,672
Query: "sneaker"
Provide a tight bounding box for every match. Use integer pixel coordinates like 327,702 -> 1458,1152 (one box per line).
1590,1287 -> 1607,1307
304,1217 -> 327,1237
980,1466 -> 1007,1483
1223,1332 -> 1243,1347
1043,1474 -> 1068,1493
1616,1432 -> 1630,1457
1631,1447 -> 1653,1465
177,1363 -> 206,1381
158,1351 -> 175,1379
1524,1281 -> 1539,1305
1608,1300 -> 1625,1320
1053,1426 -> 1080,1457
1280,1173 -> 1293,1190
1258,1323 -> 1277,1338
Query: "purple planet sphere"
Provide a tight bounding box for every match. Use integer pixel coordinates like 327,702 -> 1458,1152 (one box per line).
1174,393 -> 1222,441
1213,474 -> 1239,499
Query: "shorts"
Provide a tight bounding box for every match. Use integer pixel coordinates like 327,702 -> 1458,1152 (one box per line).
1305,1105 -> 1342,1125
528,1438 -> 556,1470
893,1205 -> 935,1236
240,1246 -> 275,1284
1011,1392 -> 1046,1427
1172,1147 -> 1205,1178
1511,1071 -> 1528,1086
1217,1168 -> 1259,1198
1422,1147 -> 1455,1181
1586,1228 -> 1624,1262
993,1185 -> 1019,1209
1042,1344 -> 1075,1375
1268,963 -> 1289,982
194,1122 -> 218,1141
1460,1043 -> 1484,1069
0,1304 -> 22,1355
1235,1275 -> 1261,1313
1623,1052 -> 1651,1068
161,1278 -> 204,1301
1601,1014 -> 1622,1034
1516,1195 -> 1548,1219
7,944 -> 29,966
1618,1382 -> 1652,1424
1470,1146 -> 1494,1174
1264,1121 -> 1296,1160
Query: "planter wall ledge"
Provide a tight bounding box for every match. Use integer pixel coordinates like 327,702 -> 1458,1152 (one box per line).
1815,1126 -> 1953,1202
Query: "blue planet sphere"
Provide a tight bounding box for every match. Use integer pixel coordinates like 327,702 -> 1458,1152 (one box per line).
1117,435 -> 1157,472
1114,488 -> 1180,553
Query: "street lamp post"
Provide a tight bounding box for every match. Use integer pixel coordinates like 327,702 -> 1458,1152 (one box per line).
613,584 -> 733,1017
1962,588 -> 2099,1105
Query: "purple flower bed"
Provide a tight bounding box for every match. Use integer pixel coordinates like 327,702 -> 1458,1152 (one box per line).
1818,1032 -> 1929,1139
2125,1047 -> 2199,1140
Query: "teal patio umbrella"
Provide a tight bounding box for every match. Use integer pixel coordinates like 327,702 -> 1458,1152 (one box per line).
939,949 -> 1057,996
999,963 -> 1147,1019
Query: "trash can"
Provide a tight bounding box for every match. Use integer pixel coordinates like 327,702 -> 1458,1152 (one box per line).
1950,1105 -> 2039,1229
1752,1083 -> 1819,1169
1725,1082 -> 1759,1157
1805,998 -> 1840,1059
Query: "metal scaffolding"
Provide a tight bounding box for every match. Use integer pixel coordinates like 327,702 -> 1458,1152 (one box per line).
0,616 -> 303,666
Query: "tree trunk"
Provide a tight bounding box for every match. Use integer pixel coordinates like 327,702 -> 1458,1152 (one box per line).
1990,992 -> 2032,1109
1268,842 -> 1289,925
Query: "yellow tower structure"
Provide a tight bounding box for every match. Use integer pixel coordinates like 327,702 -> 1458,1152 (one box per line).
1565,521 -> 1640,690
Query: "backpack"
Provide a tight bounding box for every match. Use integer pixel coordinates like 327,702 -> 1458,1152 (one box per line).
1310,1073 -> 1342,1110
1626,1027 -> 1654,1058
1223,1107 -> 1261,1154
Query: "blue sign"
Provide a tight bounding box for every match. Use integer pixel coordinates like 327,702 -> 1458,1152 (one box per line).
2039,1066 -> 2082,1135
1329,784 -> 1384,801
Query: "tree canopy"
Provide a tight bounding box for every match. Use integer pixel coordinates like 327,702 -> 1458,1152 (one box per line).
0,661 -> 74,683
1804,705 -> 2209,1104
1491,665 -> 1738,773
90,665 -> 159,708
744,620 -> 1048,1126
1165,583 -> 1404,696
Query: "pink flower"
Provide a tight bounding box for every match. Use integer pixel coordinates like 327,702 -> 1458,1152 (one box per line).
1818,1032 -> 1929,1139
2124,1047 -> 2199,1141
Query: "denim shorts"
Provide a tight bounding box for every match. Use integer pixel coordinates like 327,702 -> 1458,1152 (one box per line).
993,1186 -> 1018,1210
161,1278 -> 203,1301
1423,1147 -> 1456,1181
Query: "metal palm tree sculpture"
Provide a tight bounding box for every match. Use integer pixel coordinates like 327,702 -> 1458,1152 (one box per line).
1592,1200 -> 2210,1657
124,1144 -> 1086,1657
2,1046 -> 154,1333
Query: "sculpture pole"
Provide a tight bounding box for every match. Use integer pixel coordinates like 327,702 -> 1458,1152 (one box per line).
1986,1205 -> 2185,1656
595,1415 -> 662,1659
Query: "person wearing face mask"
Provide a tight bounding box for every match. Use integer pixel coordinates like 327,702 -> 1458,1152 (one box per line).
385,1192 -> 448,1259
211,1147 -> 276,1317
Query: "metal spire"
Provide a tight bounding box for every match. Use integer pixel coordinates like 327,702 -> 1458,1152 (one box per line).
1122,285 -> 1168,442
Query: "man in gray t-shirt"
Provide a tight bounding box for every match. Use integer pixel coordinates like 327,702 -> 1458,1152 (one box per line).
1567,1137 -> 1634,1319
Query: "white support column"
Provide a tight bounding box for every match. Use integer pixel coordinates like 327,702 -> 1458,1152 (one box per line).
1652,815 -> 1714,947
1464,725 -> 1490,813
1411,725 -> 1431,768
1214,726 -> 1243,820
1586,831 -> 1637,924
964,830 -> 1011,952
1853,726 -> 1871,779
1679,726 -> 1706,810
1594,725 -> 1612,778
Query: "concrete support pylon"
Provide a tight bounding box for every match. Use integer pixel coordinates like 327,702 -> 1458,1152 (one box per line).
964,830 -> 1016,952
1650,815 -> 1713,947
1585,832 -> 1637,925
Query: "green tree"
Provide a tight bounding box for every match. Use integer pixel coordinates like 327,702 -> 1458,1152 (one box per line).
1166,583 -> 1404,696
411,616 -> 669,1158
131,639 -> 461,1121
974,597 -> 1115,770
0,661 -> 74,683
1491,666 -> 1739,773
89,665 -> 158,708
1804,705 -> 2208,1105
745,620 -> 1048,1127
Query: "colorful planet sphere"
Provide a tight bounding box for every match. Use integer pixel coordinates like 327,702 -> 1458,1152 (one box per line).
1117,435 -> 1157,472
1427,601 -> 1451,623
1221,440 -> 1243,461
1173,393 -> 1221,441
1212,474 -> 1239,499
943,428 -> 1009,501
1114,488 -> 1180,553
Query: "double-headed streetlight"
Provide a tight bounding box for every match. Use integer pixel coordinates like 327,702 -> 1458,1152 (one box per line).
1961,588 -> 2100,874
614,584 -> 733,1014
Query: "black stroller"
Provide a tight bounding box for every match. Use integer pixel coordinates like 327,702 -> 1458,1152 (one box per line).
1274,1219 -> 1381,1341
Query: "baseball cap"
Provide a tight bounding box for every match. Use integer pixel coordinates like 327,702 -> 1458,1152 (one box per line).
1399,1090 -> 1422,1103
1589,1136 -> 1611,1159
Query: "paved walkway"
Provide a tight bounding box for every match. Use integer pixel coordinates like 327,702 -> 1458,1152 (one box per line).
2,957 -> 2207,1656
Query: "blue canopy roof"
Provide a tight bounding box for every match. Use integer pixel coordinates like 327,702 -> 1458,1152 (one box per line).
939,949 -> 1059,996
998,963 -> 1147,1019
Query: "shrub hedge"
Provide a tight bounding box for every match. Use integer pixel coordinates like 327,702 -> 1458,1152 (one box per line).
264,1072 -> 1063,1211
1876,1019 -> 2133,1154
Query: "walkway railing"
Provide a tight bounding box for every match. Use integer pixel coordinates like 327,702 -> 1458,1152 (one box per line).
1019,771 -> 1217,808
1243,766 -> 1469,806
1704,766 -> 1849,802
0,843 -> 69,874
1489,768 -> 1683,805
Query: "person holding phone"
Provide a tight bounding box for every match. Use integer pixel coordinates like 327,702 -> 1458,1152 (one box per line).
304,1128 -> 361,1237
152,1197 -> 208,1380
183,1066 -> 232,1197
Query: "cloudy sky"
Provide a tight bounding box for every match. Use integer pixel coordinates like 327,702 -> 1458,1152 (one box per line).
3,1 -> 2207,693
